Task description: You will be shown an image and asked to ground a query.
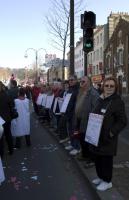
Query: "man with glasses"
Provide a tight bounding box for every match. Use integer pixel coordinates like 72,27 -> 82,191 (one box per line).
64,75 -> 80,154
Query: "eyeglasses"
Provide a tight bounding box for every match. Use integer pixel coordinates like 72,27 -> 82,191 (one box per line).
104,84 -> 115,88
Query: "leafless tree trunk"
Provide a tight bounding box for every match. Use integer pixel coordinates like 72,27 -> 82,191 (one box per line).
45,0 -> 86,79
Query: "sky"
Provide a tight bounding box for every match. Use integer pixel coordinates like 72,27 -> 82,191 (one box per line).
0,0 -> 129,69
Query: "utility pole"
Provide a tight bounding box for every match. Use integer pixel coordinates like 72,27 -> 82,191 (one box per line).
84,52 -> 87,76
70,0 -> 74,75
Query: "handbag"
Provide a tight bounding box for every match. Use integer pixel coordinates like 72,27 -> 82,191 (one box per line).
10,108 -> 19,119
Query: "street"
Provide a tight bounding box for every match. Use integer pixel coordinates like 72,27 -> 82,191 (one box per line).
0,113 -> 100,200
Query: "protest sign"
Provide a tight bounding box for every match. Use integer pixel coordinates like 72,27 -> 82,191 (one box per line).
60,93 -> 72,113
85,113 -> 104,146
45,95 -> 54,109
41,94 -> 47,107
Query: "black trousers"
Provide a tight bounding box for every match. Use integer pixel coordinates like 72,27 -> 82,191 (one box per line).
0,121 -> 14,158
95,155 -> 113,182
80,132 -> 94,160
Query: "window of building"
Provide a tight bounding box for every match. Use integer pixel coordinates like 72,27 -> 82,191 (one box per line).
117,49 -> 123,65
97,35 -> 99,45
82,58 -> 83,67
100,33 -> 103,43
97,49 -> 99,60
100,47 -> 103,59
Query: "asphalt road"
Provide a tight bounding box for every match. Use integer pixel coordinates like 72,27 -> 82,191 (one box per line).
1,113 -> 100,200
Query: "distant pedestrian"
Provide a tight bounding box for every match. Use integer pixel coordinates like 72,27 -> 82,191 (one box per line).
31,82 -> 41,115
7,79 -> 19,103
90,77 -> 127,191
11,88 -> 31,148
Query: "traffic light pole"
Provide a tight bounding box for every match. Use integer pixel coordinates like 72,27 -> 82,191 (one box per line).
84,52 -> 87,76
70,0 -> 74,75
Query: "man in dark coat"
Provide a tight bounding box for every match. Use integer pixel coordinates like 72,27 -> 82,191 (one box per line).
7,80 -> 19,103
64,75 -> 80,154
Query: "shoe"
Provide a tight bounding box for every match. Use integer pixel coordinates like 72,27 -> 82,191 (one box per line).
65,145 -> 73,151
92,178 -> 102,185
59,138 -> 69,144
96,181 -> 112,191
69,149 -> 81,156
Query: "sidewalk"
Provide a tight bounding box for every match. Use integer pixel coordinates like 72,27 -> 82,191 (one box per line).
46,125 -> 129,200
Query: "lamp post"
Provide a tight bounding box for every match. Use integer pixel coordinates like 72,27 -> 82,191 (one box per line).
24,48 -> 47,83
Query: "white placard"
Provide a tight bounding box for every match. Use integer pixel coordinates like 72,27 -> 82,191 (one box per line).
36,94 -> 43,105
60,93 -> 72,113
41,94 -> 47,107
58,98 -> 64,111
0,117 -> 5,125
45,95 -> 54,109
0,157 -> 5,183
53,98 -> 58,113
85,113 -> 104,147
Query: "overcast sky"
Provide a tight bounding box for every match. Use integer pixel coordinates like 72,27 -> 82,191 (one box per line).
0,0 -> 129,68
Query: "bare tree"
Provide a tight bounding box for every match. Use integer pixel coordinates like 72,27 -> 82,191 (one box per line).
45,0 -> 86,79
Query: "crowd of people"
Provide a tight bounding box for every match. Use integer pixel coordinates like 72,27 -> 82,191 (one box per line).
0,79 -> 31,185
0,75 -> 127,192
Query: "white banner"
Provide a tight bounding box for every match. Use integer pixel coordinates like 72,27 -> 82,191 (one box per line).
58,98 -> 64,112
60,93 -> 72,113
45,95 -> 54,109
36,94 -> 43,105
41,94 -> 47,107
85,113 -> 104,147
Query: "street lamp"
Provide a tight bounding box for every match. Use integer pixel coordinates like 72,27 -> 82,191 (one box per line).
24,48 -> 47,83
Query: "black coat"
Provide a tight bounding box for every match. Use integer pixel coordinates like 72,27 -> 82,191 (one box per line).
0,91 -> 13,122
89,93 -> 127,156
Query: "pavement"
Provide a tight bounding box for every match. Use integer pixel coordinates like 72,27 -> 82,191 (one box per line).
42,96 -> 129,200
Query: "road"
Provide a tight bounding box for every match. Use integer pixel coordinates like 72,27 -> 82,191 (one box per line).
1,113 -> 100,200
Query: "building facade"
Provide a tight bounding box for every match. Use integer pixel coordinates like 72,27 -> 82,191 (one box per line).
104,19 -> 129,95
87,25 -> 108,83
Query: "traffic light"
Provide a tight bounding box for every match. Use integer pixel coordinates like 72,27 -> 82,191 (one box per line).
83,28 -> 93,52
83,11 -> 96,28
81,11 -> 96,53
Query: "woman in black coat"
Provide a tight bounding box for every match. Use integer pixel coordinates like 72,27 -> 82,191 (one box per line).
90,77 -> 127,191
0,82 -> 14,158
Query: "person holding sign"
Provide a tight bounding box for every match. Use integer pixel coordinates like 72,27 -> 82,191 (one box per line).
89,77 -> 127,191
73,76 -> 99,158
64,75 -> 80,154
